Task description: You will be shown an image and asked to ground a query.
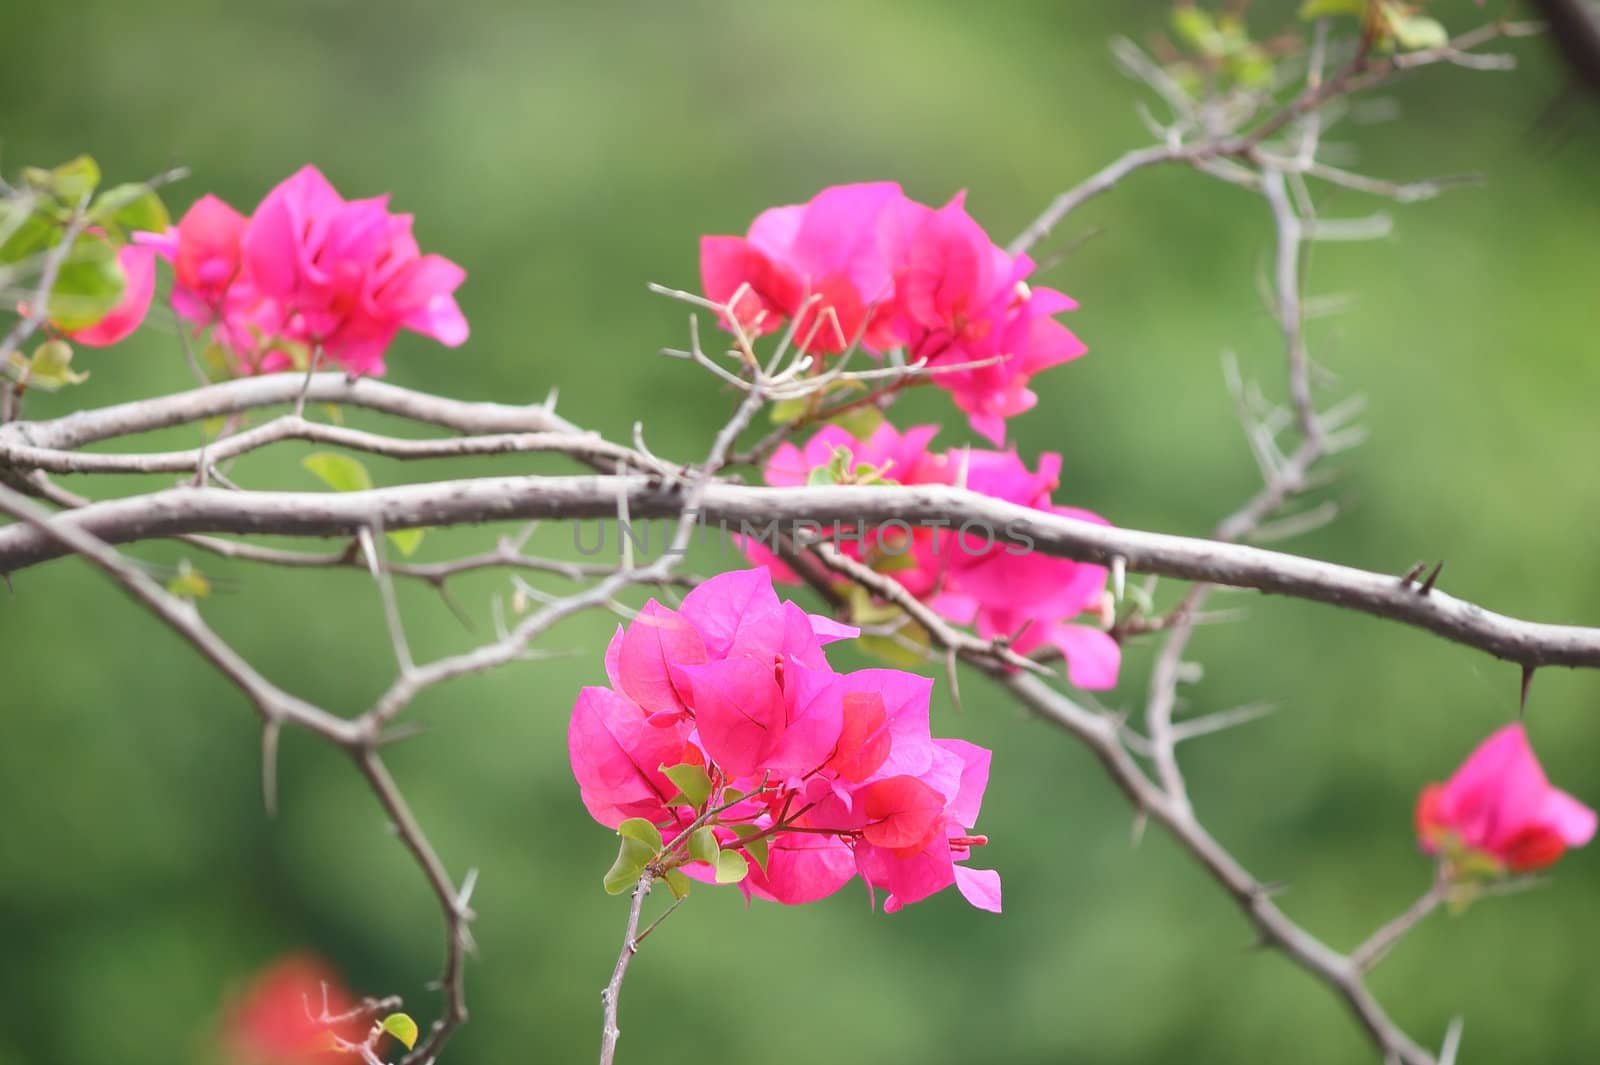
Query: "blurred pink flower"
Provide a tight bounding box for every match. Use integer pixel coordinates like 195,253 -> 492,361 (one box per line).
1416,723 -> 1596,873
220,954 -> 367,1065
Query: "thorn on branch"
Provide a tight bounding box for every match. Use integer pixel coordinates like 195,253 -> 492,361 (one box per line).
1419,560 -> 1444,596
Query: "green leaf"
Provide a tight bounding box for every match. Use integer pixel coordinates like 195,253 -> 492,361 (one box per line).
687,825 -> 719,866
0,208 -> 58,264
379,1013 -> 419,1051
1387,11 -> 1447,50
1171,6 -> 1218,52
386,528 -> 425,558
806,465 -> 836,487
661,763 -> 713,809
617,817 -> 663,851
768,396 -> 810,424
91,182 -> 171,235
301,451 -> 374,493
825,446 -> 853,483
164,559 -> 212,600
1227,46 -> 1275,89
1298,0 -> 1366,17
662,868 -> 691,900
856,617 -> 932,670
603,835 -> 656,894
828,404 -> 883,440
714,849 -> 749,885
24,339 -> 89,391
729,824 -> 769,872
23,155 -> 101,203
47,235 -> 125,331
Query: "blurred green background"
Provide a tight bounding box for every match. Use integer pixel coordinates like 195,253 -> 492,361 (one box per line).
4,1 -> 1599,1062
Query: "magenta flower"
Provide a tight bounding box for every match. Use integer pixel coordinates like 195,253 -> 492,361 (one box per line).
141,166 -> 467,376
750,423 -> 1120,690
1416,723 -> 1596,874
700,183 -> 1087,443
568,568 -> 1001,912
701,182 -> 903,355
62,239 -> 158,347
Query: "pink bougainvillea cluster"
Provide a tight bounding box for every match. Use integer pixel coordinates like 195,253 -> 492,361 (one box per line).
701,181 -> 1086,445
746,421 -> 1121,691
134,165 -> 468,376
569,568 -> 1001,913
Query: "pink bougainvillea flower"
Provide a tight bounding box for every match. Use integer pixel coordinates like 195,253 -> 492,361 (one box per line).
701,181 -> 904,355
701,184 -> 1087,442
568,568 -> 1000,913
749,423 -> 1119,690
242,165 -> 468,374
1416,723 -> 1597,874
137,193 -> 249,327
60,240 -> 158,347
219,954 -> 370,1065
141,166 -> 467,376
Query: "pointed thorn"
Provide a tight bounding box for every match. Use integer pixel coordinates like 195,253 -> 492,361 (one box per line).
1419,560 -> 1444,595
1520,664 -> 1536,716
1398,561 -> 1426,587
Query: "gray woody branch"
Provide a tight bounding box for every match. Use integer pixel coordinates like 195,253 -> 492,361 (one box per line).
2,475 -> 1597,669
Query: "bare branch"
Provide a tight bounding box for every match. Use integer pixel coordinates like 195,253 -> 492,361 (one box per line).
6,476 -> 1597,668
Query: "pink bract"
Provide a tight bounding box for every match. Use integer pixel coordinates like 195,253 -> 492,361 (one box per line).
751,422 -> 1120,691
701,182 -> 1087,443
141,165 -> 467,376
568,568 -> 1001,913
1416,723 -> 1596,873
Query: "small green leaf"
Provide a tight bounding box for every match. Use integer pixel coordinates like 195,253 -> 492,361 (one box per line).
1171,6 -> 1218,51
603,835 -> 656,894
47,235 -> 125,330
379,1013 -> 419,1051
617,817 -> 664,851
661,763 -> 713,809
687,825 -> 719,866
24,155 -> 101,203
825,446 -> 853,484
714,849 -> 749,885
828,404 -> 883,440
386,528 -> 425,558
1387,10 -> 1447,50
165,558 -> 212,600
872,550 -> 919,575
662,868 -> 691,900
0,209 -> 58,264
720,788 -> 748,806
729,824 -> 769,872
1298,0 -> 1367,17
24,339 -> 89,391
806,465 -> 836,487
768,396 -> 810,424
91,182 -> 171,235
856,616 -> 932,670
301,451 -> 374,493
